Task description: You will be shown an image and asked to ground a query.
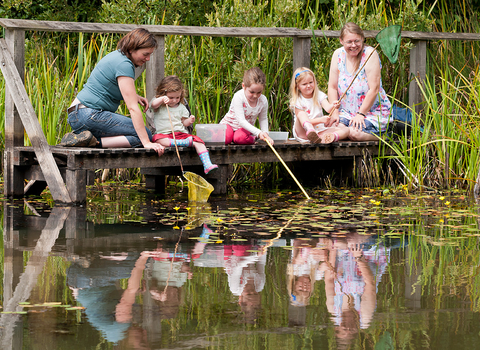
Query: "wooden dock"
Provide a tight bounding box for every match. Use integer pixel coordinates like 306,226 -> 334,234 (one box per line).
1,18 -> 478,204
14,140 -> 383,203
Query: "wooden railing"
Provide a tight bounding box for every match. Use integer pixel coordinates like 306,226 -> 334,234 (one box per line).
1,18 -> 479,203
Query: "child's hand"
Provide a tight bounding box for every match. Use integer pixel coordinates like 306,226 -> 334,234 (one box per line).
159,96 -> 169,105
182,115 -> 195,127
259,131 -> 274,145
332,100 -> 340,110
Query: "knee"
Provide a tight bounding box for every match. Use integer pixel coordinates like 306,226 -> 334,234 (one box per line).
348,128 -> 362,141
233,131 -> 255,145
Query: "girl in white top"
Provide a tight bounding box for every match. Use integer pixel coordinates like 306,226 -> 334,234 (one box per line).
289,67 -> 349,144
220,67 -> 274,145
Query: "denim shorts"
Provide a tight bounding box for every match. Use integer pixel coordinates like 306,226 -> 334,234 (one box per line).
67,107 -> 152,148
339,116 -> 381,136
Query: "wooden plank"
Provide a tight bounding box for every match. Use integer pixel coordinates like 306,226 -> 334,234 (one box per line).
145,35 -> 165,130
409,40 -> 427,114
293,37 -> 311,69
0,39 -> 72,203
0,18 -> 304,37
4,29 -> 25,197
66,169 -> 87,203
1,206 -> 69,313
2,19 -> 479,42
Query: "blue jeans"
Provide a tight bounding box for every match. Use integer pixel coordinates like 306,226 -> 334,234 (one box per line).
339,116 -> 381,136
67,107 -> 152,148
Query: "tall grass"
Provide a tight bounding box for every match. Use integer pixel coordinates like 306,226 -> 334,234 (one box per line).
1,0 -> 480,189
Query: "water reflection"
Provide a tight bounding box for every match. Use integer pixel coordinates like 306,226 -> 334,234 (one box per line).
2,190 -> 480,349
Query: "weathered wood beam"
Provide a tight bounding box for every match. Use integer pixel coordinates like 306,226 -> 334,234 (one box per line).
2,18 -> 479,41
0,39 -> 72,203
293,37 -> 311,69
3,29 -> 25,197
409,40 -> 427,114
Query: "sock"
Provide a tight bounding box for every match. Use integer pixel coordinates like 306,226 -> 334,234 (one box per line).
171,136 -> 193,147
302,121 -> 315,133
333,132 -> 339,142
199,151 -> 218,174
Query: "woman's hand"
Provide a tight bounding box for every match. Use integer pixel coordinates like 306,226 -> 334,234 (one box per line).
259,131 -> 274,145
349,113 -> 366,130
137,95 -> 149,112
144,142 -> 165,156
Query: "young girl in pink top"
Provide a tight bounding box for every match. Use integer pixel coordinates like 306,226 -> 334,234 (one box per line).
220,67 -> 274,145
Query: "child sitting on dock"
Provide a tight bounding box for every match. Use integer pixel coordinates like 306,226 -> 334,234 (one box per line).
220,67 -> 274,145
150,75 -> 218,174
289,67 -> 349,144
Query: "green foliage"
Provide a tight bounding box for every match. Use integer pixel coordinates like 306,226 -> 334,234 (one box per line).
1,0 -> 480,189
0,0 -> 102,22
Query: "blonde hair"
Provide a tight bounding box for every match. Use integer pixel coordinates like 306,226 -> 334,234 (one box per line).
288,67 -> 322,112
243,67 -> 266,88
286,239 -> 319,307
340,22 -> 365,73
155,75 -> 186,103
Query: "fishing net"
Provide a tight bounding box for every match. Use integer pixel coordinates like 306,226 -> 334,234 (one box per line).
375,25 -> 402,64
184,171 -> 214,203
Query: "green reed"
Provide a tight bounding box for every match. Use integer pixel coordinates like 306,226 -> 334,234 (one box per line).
1,0 -> 480,189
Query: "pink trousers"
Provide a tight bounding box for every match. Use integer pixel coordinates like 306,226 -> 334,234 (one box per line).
225,124 -> 255,145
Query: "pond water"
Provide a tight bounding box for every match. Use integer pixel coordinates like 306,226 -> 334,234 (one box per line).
1,184 -> 480,350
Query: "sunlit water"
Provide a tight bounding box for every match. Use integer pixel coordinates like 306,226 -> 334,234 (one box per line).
1,184 -> 480,349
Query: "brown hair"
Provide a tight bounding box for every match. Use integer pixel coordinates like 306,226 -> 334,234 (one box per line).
243,67 -> 266,88
117,28 -> 158,58
155,75 -> 186,103
340,22 -> 365,72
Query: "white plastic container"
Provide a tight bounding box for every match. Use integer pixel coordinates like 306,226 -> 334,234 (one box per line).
195,124 -> 227,145
269,131 -> 289,143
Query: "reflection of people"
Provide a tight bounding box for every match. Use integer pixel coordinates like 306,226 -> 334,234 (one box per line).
327,22 -> 392,141
220,67 -> 274,145
67,252 -> 138,344
224,243 -> 267,324
150,75 -> 218,174
287,238 -> 326,326
193,239 -> 267,324
324,235 -> 390,349
61,28 -> 164,155
289,67 -> 348,144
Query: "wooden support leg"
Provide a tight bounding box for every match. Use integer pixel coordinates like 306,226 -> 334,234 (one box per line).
145,174 -> 166,194
206,164 -> 231,195
66,169 -> 87,204
3,203 -> 25,305
3,150 -> 25,198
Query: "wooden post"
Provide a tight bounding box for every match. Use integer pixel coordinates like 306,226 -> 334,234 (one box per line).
3,29 -> 25,197
409,40 -> 427,115
145,35 -> 165,129
0,38 -> 72,203
293,36 -> 311,70
146,35 -> 165,102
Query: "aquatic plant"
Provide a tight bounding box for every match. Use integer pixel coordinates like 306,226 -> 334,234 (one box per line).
0,0 -> 479,189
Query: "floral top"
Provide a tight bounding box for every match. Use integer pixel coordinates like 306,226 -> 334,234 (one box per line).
336,46 -> 391,132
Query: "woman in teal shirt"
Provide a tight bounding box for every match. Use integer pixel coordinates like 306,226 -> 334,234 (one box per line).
62,28 -> 164,156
